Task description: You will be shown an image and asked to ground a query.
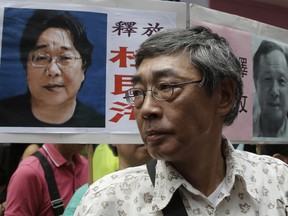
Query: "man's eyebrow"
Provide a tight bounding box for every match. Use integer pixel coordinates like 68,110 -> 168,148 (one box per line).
33,44 -> 48,50
33,44 -> 71,51
152,69 -> 179,79
131,68 -> 181,85
131,75 -> 141,85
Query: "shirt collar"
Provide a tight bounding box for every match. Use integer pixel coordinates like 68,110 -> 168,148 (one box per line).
42,143 -> 85,168
150,160 -> 186,212
150,138 -> 261,213
223,138 -> 261,204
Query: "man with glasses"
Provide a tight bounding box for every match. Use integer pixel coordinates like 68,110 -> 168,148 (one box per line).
0,10 -> 105,127
76,26 -> 288,215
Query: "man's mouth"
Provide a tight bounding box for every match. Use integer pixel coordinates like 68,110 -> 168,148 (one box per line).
145,130 -> 167,144
44,84 -> 64,91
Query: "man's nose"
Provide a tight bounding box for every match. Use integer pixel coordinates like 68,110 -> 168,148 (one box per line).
139,91 -> 162,120
45,58 -> 61,77
270,81 -> 280,96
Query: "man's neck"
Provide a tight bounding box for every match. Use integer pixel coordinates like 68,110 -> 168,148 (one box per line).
260,115 -> 286,137
31,100 -> 76,124
171,141 -> 226,197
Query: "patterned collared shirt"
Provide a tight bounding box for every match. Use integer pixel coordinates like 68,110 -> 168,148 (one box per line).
75,139 -> 288,216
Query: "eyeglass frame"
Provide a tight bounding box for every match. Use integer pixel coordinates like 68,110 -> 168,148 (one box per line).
29,52 -> 82,68
124,79 -> 203,107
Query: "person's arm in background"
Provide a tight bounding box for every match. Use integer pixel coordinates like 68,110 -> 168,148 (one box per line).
5,159 -> 46,216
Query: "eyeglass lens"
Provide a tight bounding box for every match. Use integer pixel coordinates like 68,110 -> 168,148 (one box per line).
125,83 -> 174,106
31,53 -> 78,67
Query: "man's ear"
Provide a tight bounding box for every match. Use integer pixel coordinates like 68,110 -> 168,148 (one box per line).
216,79 -> 235,116
273,153 -> 288,164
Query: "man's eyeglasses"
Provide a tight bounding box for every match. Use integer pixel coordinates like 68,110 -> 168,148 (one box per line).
124,80 -> 203,107
30,53 -> 81,68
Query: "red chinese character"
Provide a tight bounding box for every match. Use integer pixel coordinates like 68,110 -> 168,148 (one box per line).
109,101 -> 135,123
110,47 -> 135,68
112,74 -> 133,95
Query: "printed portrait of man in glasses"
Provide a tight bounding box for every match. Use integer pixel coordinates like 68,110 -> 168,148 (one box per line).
0,8 -> 107,128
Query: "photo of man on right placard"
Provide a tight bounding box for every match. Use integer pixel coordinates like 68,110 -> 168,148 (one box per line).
253,37 -> 288,138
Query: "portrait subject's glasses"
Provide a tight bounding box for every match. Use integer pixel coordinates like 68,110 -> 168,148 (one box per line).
30,53 -> 82,68
124,80 -> 203,107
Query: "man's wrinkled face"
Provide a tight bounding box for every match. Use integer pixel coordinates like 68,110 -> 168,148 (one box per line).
132,54 -> 222,162
256,50 -> 288,123
26,28 -> 84,107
